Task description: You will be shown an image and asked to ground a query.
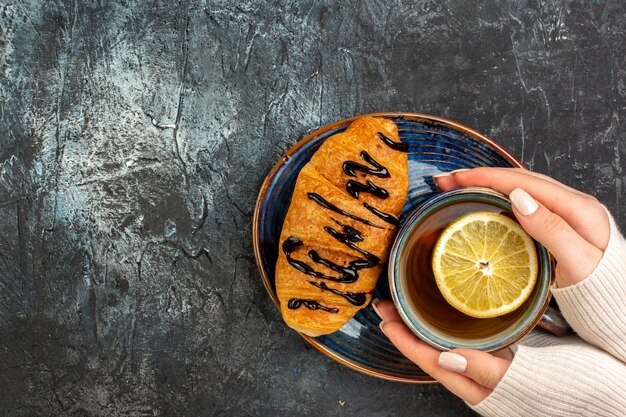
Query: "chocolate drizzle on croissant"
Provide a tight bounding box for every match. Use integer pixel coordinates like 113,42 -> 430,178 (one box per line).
282,236 -> 357,283
343,151 -> 390,178
346,179 -> 389,199
279,122 -> 408,332
307,192 -> 383,229
322,222 -> 380,267
308,281 -> 367,306
377,131 -> 409,152
287,298 -> 339,313
283,235 -> 364,284
362,202 -> 400,226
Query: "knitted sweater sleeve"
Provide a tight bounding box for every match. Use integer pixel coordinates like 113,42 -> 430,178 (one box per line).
471,210 -> 626,417
550,209 -> 626,362
471,331 -> 626,416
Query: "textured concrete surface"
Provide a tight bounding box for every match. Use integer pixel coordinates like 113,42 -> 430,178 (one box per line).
0,0 -> 624,416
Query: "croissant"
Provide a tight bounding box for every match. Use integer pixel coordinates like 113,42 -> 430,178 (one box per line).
275,116 -> 409,336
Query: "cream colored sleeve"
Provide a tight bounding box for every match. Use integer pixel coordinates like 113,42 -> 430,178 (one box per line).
550,209 -> 626,362
471,332 -> 626,417
471,209 -> 626,416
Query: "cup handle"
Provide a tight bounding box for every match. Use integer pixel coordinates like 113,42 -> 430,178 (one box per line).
537,306 -> 571,336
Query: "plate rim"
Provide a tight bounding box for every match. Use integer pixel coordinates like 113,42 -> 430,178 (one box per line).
252,112 -> 525,383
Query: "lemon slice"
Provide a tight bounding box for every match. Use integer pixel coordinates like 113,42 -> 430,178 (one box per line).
431,211 -> 538,318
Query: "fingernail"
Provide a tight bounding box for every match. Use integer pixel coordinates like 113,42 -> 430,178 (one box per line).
432,172 -> 451,179
379,321 -> 387,336
371,298 -> 382,319
450,168 -> 470,174
438,352 -> 468,373
433,168 -> 469,179
510,188 -> 538,216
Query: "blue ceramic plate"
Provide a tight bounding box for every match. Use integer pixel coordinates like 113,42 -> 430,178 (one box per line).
252,113 -> 523,382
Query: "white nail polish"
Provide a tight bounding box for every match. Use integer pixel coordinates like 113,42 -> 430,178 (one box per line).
432,172 -> 451,179
433,168 -> 470,179
379,321 -> 387,336
371,298 -> 382,319
510,188 -> 539,216
450,168 -> 470,174
438,352 -> 468,373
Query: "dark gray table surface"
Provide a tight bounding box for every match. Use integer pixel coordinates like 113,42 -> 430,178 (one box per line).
1,1 -> 624,416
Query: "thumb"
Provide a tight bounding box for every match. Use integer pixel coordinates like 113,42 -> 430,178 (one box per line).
508,187 -> 603,285
439,349 -> 510,390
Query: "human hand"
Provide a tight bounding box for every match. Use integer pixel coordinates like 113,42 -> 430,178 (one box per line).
376,168 -> 611,405
435,167 -> 610,288
374,299 -> 513,405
